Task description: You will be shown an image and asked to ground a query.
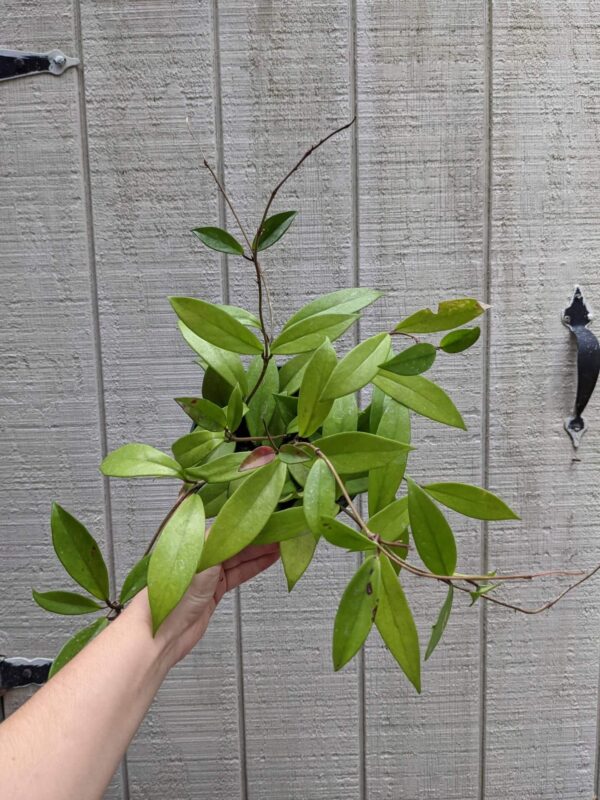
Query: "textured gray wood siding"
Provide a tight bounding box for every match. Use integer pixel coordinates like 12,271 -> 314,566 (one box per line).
1,1 -> 600,798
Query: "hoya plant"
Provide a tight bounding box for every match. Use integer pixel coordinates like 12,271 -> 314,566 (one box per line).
33,122 -> 595,691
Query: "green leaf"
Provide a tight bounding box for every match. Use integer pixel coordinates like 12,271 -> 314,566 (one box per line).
322,394 -> 359,437
49,618 -> 109,678
226,384 -> 246,431
297,339 -> 337,437
368,496 -> 409,542
119,555 -> 151,604
312,432 -> 412,474
280,532 -> 318,591
319,517 -> 374,551
148,493 -> 206,633
368,399 -> 411,516
179,321 -> 247,392
278,352 -> 312,394
199,482 -> 229,517
32,590 -> 103,616
185,451 -> 258,484
425,585 -> 453,661
368,386 -> 386,433
100,443 -> 183,479
253,506 -> 310,544
51,504 -> 110,601
375,554 -> 421,692
255,210 -> 297,251
321,333 -> 391,400
274,394 -> 299,428
373,371 -> 465,429
199,459 -> 287,568
217,304 -> 262,329
469,583 -> 498,605
175,397 -> 227,431
440,326 -> 481,354
285,288 -> 384,329
171,297 -> 263,355
407,478 -> 457,575
172,430 -> 224,469
271,313 -> 358,356
303,459 -> 337,535
278,444 -> 311,464
192,226 -> 244,255
423,482 -> 519,521
395,298 -> 487,334
246,356 -> 279,437
379,343 -> 437,376
333,556 -> 380,670
202,366 -> 234,406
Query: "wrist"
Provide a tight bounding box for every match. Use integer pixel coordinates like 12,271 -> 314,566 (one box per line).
116,590 -> 177,676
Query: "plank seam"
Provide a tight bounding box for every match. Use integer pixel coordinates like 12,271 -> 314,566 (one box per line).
72,3 -> 130,798
478,1 -> 494,798
209,1 -> 247,796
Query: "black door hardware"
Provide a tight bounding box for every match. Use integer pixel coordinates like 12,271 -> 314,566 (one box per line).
0,656 -> 52,695
0,48 -> 79,82
562,286 -> 600,448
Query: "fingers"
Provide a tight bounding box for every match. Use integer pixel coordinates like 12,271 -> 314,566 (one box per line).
224,551 -> 280,593
221,543 -> 279,570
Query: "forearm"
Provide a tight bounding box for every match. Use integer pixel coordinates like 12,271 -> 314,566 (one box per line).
0,595 -> 174,800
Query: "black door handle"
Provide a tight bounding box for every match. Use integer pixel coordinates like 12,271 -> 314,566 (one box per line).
562,286 -> 600,447
0,48 -> 79,82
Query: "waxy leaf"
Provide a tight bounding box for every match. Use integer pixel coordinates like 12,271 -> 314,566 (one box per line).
395,298 -> 487,334
192,226 -> 244,255
119,555 -> 151,604
440,326 -> 481,354
226,384 -> 246,431
273,393 -> 298,427
407,478 -> 457,575
185,451 -> 256,484
375,554 -> 421,692
469,583 -> 498,605
281,531 -> 318,591
255,210 -> 297,251
424,482 -> 519,520
322,394 -> 359,437
246,356 -> 279,437
199,459 -> 287,568
368,399 -> 411,516
179,322 -> 247,392
217,304 -> 261,329
271,313 -> 358,356
368,496 -> 409,542
425,585 -> 453,661
322,333 -> 391,399
172,430 -> 224,469
101,443 -> 182,479
49,618 -> 109,678
278,444 -> 311,464
32,590 -> 103,616
171,297 -> 263,355
379,343 -> 437,376
312,432 -> 412,474
176,397 -> 227,430
297,339 -> 337,437
373,371 -> 465,429
148,493 -> 206,633
368,386 -> 387,433
254,506 -> 310,544
333,556 -> 381,670
278,352 -> 312,394
284,288 -> 384,329
303,459 -> 337,535
320,517 -> 374,552
202,366 -> 234,406
51,504 -> 110,601
240,446 -> 277,471
199,482 -> 229,517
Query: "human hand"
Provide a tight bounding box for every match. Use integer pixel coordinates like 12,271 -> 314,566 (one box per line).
128,542 -> 280,670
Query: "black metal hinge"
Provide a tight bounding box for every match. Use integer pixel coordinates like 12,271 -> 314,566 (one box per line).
0,656 -> 52,695
0,48 -> 79,82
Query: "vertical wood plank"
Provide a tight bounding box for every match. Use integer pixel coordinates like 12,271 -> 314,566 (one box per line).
485,4 -> 600,797
217,2 -> 358,797
78,2 -> 241,797
0,4 -> 123,797
356,2 -> 487,797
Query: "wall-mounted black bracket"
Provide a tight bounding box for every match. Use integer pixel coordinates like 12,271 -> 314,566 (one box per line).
0,48 -> 79,82
561,286 -> 600,448
0,656 -> 52,695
